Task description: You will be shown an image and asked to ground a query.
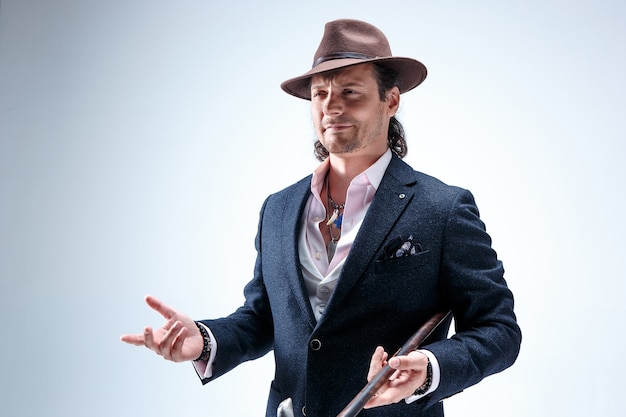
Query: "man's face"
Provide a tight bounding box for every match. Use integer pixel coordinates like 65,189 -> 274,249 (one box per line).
310,63 -> 399,159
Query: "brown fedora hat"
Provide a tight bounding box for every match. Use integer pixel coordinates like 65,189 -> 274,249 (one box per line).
281,19 -> 427,100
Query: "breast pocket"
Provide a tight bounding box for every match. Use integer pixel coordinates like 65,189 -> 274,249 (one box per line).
364,250 -> 439,313
373,249 -> 433,275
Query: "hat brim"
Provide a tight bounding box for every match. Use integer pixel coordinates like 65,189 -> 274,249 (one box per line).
280,56 -> 427,100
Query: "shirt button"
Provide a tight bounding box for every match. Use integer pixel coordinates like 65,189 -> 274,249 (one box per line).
312,216 -> 320,222
319,285 -> 330,295
315,252 -> 322,260
318,304 -> 326,315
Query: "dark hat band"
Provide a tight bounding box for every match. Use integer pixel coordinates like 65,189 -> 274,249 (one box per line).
313,52 -> 375,68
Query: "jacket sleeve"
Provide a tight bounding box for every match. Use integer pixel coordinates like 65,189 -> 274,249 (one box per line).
421,189 -> 521,406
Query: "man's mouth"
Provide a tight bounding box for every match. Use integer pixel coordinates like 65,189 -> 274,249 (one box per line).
323,121 -> 353,132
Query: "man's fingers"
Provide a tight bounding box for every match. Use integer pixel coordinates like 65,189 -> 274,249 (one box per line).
119,334 -> 145,346
364,393 -> 388,409
388,351 -> 427,371
170,326 -> 188,361
119,295 -> 174,348
145,295 -> 176,320
143,326 -> 158,351
364,348 -> 428,409
158,321 -> 184,359
367,346 -> 388,380
364,387 -> 402,409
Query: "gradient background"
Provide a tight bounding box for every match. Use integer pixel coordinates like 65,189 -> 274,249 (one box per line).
1,1 -> 624,416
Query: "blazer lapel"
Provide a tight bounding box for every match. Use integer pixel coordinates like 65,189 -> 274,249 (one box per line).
280,176 -> 318,329
319,156 -> 417,321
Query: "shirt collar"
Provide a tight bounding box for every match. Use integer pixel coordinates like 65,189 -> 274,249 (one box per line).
311,148 -> 393,195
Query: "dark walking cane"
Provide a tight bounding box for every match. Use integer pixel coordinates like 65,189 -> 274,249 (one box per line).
276,311 -> 451,417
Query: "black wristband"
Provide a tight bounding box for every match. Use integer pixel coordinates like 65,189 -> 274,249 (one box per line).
194,321 -> 212,362
413,356 -> 433,396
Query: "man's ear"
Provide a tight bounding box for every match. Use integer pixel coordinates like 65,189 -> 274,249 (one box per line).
386,86 -> 400,116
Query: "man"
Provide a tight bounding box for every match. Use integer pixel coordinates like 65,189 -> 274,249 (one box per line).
121,19 -> 521,417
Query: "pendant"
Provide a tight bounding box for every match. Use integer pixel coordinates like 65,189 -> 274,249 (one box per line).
327,239 -> 338,261
327,209 -> 339,226
332,213 -> 343,229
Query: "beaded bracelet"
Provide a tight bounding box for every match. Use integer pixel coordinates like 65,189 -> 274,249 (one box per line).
194,321 -> 212,362
413,356 -> 433,396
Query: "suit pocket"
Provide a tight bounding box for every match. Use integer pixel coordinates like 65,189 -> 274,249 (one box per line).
359,249 -> 439,314
373,249 -> 432,275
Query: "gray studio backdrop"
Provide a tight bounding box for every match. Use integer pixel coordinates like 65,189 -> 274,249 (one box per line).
1,1 -> 624,416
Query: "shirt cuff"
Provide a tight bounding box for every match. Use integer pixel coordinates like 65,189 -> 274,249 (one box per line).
191,323 -> 218,379
404,349 -> 440,404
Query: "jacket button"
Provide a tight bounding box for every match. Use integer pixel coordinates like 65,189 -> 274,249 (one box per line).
310,339 -> 322,351
301,405 -> 306,415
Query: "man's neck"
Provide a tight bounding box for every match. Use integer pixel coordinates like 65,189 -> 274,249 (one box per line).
326,149 -> 387,196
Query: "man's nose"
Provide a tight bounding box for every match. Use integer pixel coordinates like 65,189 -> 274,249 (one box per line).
323,92 -> 343,115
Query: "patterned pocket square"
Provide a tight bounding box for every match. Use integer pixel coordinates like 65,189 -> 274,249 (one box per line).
382,234 -> 423,260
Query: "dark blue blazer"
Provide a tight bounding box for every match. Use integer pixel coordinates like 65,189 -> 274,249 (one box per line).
200,155 -> 521,417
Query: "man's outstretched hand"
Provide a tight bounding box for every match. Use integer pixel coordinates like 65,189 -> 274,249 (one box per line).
120,295 -> 203,362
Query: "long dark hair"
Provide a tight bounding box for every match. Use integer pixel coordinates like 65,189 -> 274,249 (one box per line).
313,64 -> 408,161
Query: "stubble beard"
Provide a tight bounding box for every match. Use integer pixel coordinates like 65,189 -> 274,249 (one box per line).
318,107 -> 387,156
